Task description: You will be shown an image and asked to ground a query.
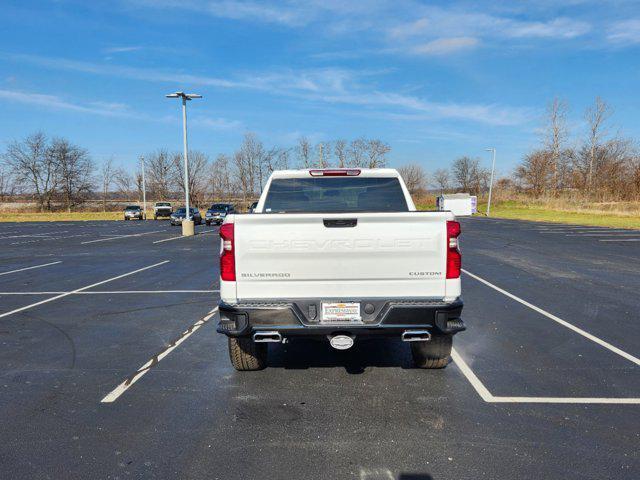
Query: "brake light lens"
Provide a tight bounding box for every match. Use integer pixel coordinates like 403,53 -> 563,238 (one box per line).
446,220 -> 461,279
219,223 -> 236,281
309,169 -> 361,176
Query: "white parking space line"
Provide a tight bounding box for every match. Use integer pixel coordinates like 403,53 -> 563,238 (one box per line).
101,306 -> 219,403
0,261 -> 169,320
81,230 -> 164,244
0,231 -> 68,240
0,290 -> 218,295
564,233 -> 640,237
451,349 -> 640,404
600,238 -> 640,242
462,269 -> 640,367
153,230 -> 217,244
0,261 -> 61,276
450,348 -> 493,402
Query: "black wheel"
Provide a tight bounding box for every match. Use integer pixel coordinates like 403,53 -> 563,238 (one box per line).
410,334 -> 452,369
206,221 -> 211,226
228,337 -> 267,371
124,217 -> 128,221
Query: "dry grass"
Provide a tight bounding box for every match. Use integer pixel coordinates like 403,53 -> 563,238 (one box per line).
0,211 -> 154,222
484,201 -> 640,229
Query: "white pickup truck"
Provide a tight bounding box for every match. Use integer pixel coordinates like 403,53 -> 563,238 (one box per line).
216,168 -> 464,370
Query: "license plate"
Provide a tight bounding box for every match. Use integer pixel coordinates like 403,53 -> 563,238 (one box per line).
321,302 -> 362,324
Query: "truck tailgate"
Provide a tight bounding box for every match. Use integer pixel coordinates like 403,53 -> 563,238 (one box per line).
233,212 -> 449,299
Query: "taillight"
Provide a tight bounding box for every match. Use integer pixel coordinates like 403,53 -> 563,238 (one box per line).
446,220 -> 461,279
219,223 -> 236,281
309,169 -> 361,176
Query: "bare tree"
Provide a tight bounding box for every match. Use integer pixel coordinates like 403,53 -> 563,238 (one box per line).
347,138 -> 367,167
100,158 -> 114,212
274,148 -> 291,170
365,139 -> 390,168
172,150 -> 209,207
432,168 -> 450,193
4,132 -> 58,211
0,163 -> 15,202
451,156 -> 489,195
334,140 -> 347,168
543,98 -> 569,193
233,150 -> 251,203
451,156 -> 474,192
50,138 -> 94,212
146,149 -> 174,201
515,150 -> 554,197
238,133 -> 267,194
296,136 -> 312,168
114,168 -> 134,200
398,164 -> 427,195
211,153 -> 233,201
584,97 -> 612,193
316,142 -> 330,168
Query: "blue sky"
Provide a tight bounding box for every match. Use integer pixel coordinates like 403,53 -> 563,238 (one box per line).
1,0 -> 639,176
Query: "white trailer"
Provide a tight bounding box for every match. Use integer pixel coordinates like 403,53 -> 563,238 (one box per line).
436,193 -> 477,216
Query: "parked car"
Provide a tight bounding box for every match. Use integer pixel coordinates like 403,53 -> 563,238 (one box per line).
216,168 -> 464,371
170,207 -> 202,226
153,202 -> 172,220
248,201 -> 258,213
123,205 -> 144,220
205,203 -> 235,226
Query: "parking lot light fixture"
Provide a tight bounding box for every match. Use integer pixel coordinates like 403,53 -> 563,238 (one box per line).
485,147 -> 496,216
166,92 -> 202,236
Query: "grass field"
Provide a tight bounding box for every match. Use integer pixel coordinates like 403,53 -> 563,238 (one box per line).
0,211 -> 148,222
484,201 -> 640,229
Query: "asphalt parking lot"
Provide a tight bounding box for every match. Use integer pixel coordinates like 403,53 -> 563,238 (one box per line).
0,217 -> 638,479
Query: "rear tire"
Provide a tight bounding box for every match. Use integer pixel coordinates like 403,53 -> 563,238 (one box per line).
228,337 -> 267,371
410,334 -> 452,369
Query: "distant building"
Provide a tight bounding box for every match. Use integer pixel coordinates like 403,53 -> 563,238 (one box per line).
436,193 -> 477,216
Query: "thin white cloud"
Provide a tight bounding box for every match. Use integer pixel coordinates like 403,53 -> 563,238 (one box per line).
410,37 -> 479,55
504,17 -> 591,38
0,89 -> 140,118
607,19 -> 640,44
128,0 -> 317,26
389,9 -> 590,41
192,116 -> 243,129
0,88 -> 242,130
2,53 -> 532,126
102,46 -> 143,54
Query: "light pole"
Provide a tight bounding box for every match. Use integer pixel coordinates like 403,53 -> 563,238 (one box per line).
166,91 -> 202,236
140,155 -> 147,220
485,147 -> 496,216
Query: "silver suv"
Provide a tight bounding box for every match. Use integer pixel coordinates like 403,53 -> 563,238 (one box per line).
123,205 -> 143,220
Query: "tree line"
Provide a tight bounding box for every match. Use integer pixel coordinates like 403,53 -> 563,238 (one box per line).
0,133 -> 393,210
515,97 -> 640,200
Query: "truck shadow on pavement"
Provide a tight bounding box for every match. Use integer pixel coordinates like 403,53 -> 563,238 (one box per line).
266,337 -> 437,374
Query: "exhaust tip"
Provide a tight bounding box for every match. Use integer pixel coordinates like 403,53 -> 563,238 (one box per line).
329,334 -> 354,350
253,331 -> 282,343
401,330 -> 431,342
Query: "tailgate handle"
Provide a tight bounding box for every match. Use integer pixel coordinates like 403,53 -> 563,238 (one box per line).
323,218 -> 357,228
